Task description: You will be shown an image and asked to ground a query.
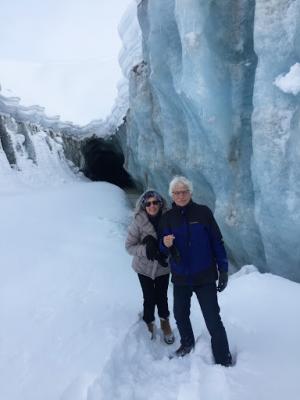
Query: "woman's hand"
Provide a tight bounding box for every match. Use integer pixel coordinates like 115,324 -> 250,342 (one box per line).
142,235 -> 158,261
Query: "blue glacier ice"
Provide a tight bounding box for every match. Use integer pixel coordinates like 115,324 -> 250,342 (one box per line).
1,0 -> 300,282
251,0 -> 300,281
119,0 -> 300,281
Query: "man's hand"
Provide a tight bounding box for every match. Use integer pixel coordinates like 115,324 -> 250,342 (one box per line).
163,234 -> 175,248
217,272 -> 228,292
169,245 -> 181,264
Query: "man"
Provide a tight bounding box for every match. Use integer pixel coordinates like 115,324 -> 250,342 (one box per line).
160,176 -> 232,366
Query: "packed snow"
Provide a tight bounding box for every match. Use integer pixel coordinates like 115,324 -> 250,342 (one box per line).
274,63 -> 300,95
1,180 -> 300,400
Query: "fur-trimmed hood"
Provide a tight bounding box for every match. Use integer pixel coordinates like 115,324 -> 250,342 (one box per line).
134,189 -> 168,216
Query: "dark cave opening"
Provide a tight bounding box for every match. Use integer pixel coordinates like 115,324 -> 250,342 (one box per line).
81,137 -> 135,189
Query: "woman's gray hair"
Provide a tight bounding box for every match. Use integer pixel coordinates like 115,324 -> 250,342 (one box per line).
168,176 -> 193,197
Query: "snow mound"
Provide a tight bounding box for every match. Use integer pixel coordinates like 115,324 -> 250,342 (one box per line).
274,63 -> 300,95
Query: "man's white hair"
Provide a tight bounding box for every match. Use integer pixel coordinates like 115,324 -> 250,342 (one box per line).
168,176 -> 193,197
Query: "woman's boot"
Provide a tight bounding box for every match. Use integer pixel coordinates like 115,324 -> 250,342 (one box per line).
147,321 -> 156,340
160,318 -> 175,344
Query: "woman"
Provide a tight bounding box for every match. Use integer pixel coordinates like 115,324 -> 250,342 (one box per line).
125,190 -> 175,344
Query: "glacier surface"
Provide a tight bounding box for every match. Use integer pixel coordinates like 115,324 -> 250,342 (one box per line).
120,0 -> 300,281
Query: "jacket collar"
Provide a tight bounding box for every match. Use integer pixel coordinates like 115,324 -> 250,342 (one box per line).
172,200 -> 193,213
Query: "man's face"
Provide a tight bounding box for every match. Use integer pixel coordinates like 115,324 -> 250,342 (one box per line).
172,183 -> 191,207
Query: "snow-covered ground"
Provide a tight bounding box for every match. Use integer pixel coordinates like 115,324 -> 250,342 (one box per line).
1,181 -> 300,400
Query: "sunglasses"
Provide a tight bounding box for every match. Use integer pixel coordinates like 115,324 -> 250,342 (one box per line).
172,190 -> 190,196
145,200 -> 160,207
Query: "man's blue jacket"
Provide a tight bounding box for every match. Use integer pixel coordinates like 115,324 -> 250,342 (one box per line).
159,200 -> 228,285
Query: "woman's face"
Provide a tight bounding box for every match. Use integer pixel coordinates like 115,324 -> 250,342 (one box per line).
144,196 -> 161,216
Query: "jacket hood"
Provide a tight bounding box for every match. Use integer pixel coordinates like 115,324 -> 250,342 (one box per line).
134,189 -> 168,215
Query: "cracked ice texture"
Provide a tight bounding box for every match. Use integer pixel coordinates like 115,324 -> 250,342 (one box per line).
252,0 -> 300,281
121,0 -> 300,281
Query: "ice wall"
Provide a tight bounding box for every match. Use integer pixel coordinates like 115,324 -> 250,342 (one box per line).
0,92 -> 81,193
106,0 -> 143,133
121,0 -> 300,281
252,0 -> 300,280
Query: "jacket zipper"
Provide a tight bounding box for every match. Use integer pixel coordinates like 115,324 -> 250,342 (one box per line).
180,208 -> 192,284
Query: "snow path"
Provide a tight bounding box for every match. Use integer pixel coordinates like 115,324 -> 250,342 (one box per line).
0,182 -> 138,400
87,269 -> 300,400
1,181 -> 300,400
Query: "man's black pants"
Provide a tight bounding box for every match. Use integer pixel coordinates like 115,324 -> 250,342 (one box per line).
138,274 -> 170,324
173,283 -> 231,365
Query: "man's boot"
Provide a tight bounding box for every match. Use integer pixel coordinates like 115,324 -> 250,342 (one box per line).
173,344 -> 194,357
160,318 -> 175,344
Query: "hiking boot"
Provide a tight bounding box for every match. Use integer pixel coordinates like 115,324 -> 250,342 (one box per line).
220,353 -> 233,367
174,344 -> 194,358
147,322 -> 156,340
160,318 -> 175,345
214,351 -> 233,366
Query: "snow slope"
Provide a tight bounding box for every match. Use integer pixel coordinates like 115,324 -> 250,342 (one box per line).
89,268 -> 300,400
0,182 -> 137,400
0,181 -> 300,400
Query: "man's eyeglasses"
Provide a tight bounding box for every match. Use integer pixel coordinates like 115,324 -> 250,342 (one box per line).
172,190 -> 190,196
145,200 -> 160,207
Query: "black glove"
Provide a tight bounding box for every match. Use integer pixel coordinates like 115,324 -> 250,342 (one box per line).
169,245 -> 181,264
155,252 -> 169,268
142,235 -> 158,261
217,272 -> 228,292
